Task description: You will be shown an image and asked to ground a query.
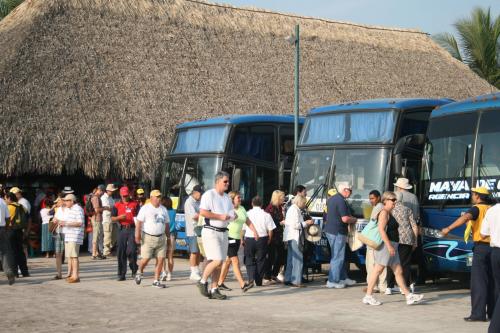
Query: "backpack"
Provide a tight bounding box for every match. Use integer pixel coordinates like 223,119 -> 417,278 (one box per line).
85,194 -> 95,216
10,203 -> 28,230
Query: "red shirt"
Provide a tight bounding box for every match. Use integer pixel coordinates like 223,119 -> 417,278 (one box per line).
114,200 -> 139,226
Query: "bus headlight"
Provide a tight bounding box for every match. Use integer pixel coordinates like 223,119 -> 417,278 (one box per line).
422,227 -> 444,238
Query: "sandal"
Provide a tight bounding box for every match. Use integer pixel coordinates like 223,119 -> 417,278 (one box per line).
53,275 -> 62,280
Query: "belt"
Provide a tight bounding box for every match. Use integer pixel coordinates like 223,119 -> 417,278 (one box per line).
204,225 -> 228,233
120,224 -> 135,229
144,232 -> 163,237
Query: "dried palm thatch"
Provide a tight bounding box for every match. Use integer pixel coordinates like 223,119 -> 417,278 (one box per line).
0,0 -> 496,180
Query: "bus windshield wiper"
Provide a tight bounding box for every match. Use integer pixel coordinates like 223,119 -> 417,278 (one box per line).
439,145 -> 469,210
305,164 -> 334,210
477,144 -> 499,203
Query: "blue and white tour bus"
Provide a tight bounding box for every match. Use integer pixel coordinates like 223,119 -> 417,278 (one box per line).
161,115 -> 304,251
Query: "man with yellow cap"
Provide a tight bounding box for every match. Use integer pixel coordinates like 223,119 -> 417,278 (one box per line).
134,189 -> 170,288
442,186 -> 495,322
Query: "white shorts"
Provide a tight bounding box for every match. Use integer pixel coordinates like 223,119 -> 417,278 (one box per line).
201,227 -> 228,261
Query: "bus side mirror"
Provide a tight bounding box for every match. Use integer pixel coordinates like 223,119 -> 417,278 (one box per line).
232,168 -> 241,191
393,154 -> 403,177
393,134 -> 426,155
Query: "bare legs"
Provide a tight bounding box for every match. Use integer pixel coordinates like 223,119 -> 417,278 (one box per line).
367,263 -> 409,296
218,256 -> 245,288
202,260 -> 222,289
140,257 -> 164,281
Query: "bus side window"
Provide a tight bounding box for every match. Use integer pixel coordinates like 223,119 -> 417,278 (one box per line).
399,110 -> 431,137
231,126 -> 276,162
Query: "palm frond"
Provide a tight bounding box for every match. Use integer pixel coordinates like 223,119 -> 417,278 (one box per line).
433,33 -> 463,61
0,0 -> 24,20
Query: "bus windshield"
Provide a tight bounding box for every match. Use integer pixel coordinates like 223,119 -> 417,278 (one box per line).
293,148 -> 390,216
300,111 -> 397,145
422,113 -> 477,205
476,109 -> 500,197
172,126 -> 229,154
162,156 -> 222,210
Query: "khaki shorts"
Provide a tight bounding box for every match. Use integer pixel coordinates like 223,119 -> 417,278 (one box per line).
65,241 -> 80,258
141,233 -> 166,259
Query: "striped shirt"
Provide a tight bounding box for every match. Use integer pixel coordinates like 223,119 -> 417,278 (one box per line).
62,204 -> 85,245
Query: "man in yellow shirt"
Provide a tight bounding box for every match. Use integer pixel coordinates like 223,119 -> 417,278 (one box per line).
5,192 -> 30,277
442,187 -> 494,322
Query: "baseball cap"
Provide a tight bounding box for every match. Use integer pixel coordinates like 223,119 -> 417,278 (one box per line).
150,189 -> 162,198
9,187 -> 21,194
136,188 -> 145,195
192,185 -> 204,194
471,187 -> 490,195
97,184 -> 106,191
63,194 -> 77,202
106,184 -> 117,192
119,186 -> 130,196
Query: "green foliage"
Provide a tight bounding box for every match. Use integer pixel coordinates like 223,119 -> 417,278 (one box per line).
433,7 -> 500,89
0,0 -> 24,20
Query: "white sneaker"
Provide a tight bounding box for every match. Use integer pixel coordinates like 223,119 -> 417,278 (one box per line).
166,272 -> 172,282
340,278 -> 356,286
262,279 -> 273,286
277,273 -> 284,282
406,293 -> 424,305
326,281 -> 346,289
362,295 -> 382,306
160,271 -> 168,282
190,272 -> 201,281
385,288 -> 393,295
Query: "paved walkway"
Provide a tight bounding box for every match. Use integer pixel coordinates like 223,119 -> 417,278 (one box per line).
0,255 -> 488,332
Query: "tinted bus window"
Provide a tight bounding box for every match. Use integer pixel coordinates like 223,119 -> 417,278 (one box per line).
231,126 -> 276,162
300,111 -> 397,145
476,108 -> 500,197
173,126 -> 229,153
425,113 -> 477,180
422,113 -> 477,206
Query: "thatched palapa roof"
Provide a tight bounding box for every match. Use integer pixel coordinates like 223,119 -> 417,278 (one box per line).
0,0 -> 496,180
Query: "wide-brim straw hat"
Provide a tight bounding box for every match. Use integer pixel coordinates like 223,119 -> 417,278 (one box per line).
305,224 -> 322,243
394,178 -> 412,190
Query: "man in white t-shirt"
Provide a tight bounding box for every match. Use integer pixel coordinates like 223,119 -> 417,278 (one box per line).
134,190 -> 170,289
58,194 -> 85,283
244,196 -> 275,286
184,185 -> 203,281
0,196 -> 14,285
197,171 -> 236,300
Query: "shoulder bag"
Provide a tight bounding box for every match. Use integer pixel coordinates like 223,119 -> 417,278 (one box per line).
358,218 -> 383,250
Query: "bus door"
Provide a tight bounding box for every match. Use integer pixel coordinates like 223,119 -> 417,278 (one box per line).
394,110 -> 432,188
278,126 -> 295,193
229,162 -> 254,208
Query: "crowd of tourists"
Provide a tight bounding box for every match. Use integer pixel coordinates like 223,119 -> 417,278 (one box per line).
0,173 -> 499,332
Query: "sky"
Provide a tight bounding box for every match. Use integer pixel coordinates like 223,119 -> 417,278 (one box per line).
215,0 -> 499,35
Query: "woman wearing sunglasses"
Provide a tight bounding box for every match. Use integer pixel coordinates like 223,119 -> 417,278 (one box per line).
363,191 -> 424,306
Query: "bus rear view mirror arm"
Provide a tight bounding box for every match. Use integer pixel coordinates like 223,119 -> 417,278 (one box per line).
232,168 -> 241,192
393,134 -> 426,155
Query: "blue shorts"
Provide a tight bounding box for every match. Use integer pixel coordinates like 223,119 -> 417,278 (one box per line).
187,236 -> 199,254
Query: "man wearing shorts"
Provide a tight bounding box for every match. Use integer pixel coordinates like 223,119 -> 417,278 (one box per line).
134,190 -> 170,288
197,171 -> 235,300
184,185 -> 203,281
59,194 -> 85,283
